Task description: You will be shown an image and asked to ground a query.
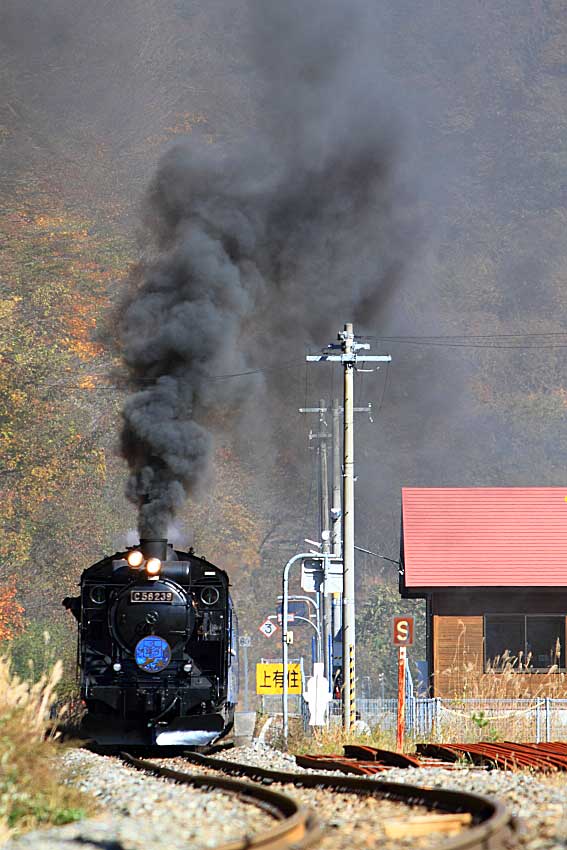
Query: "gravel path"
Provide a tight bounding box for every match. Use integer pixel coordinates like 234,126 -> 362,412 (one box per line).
4,748 -> 275,850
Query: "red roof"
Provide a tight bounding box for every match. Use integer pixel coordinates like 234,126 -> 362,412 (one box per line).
402,487 -> 567,588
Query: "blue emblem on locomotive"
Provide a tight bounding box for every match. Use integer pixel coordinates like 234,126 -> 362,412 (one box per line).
63,538 -> 239,747
135,636 -> 171,672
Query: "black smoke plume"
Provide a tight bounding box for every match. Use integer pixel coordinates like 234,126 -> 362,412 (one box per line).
119,0 -> 414,537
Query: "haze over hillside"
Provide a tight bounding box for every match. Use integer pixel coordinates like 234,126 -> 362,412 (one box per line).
1,0 -> 566,683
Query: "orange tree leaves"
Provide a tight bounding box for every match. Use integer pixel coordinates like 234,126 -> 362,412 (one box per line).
0,195 -> 132,590
0,580 -> 25,641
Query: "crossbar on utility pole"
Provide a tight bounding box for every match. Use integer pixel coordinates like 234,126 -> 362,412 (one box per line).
306,323 -> 391,732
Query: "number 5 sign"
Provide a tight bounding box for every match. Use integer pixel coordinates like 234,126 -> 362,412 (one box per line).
393,616 -> 414,646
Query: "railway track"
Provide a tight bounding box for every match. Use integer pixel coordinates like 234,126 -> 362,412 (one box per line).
418,741 -> 567,771
121,751 -> 320,850
296,741 -> 567,774
170,749 -> 516,850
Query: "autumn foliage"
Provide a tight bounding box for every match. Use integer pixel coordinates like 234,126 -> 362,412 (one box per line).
0,581 -> 25,642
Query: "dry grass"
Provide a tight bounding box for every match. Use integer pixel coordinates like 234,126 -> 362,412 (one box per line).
438,622 -> 567,700
277,715 -> 398,754
429,622 -> 567,742
0,653 -> 94,842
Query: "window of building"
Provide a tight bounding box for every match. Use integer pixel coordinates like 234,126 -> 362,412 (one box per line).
484,615 -> 565,671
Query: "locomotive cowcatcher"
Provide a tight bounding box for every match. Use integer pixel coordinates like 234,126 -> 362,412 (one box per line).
63,538 -> 238,746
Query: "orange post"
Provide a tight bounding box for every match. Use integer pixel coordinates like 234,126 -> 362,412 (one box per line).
396,645 -> 407,752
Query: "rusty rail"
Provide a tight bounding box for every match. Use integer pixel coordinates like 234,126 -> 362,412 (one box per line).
180,750 -> 516,850
417,741 -> 567,771
297,745 -> 459,775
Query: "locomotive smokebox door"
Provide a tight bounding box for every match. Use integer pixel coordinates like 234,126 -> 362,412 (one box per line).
111,580 -> 193,650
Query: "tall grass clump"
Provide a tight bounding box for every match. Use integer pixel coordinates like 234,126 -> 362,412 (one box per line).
432,623 -> 567,742
279,715 -> 398,754
0,653 -> 93,842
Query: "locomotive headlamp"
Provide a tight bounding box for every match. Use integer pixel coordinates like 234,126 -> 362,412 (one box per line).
127,550 -> 144,568
146,557 -> 162,576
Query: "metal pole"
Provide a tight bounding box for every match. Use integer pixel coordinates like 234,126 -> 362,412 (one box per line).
342,323 -> 356,731
331,398 -> 342,560
278,594 -> 321,663
315,439 -> 323,665
243,641 -> 249,711
293,615 -> 321,642
319,399 -> 332,683
331,398 -> 342,683
397,645 -> 407,752
282,552 -> 325,748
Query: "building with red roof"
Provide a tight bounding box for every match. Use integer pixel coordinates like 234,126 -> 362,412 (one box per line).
400,488 -> 567,697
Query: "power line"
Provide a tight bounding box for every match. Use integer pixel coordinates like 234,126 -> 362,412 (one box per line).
10,331 -> 567,395
378,341 -> 567,349
374,360 -> 391,418
364,332 -> 567,349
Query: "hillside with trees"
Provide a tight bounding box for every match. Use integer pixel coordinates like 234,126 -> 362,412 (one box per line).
1,0 -> 566,693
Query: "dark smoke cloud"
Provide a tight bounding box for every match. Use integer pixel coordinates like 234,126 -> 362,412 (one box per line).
120,0 -> 415,537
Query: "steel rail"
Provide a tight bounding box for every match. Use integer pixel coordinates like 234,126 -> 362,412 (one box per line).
179,751 -> 516,850
418,741 -> 567,771
120,752 -> 321,850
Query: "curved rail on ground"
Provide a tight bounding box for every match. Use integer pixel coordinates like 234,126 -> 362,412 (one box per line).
180,751 -> 516,850
120,751 -> 320,850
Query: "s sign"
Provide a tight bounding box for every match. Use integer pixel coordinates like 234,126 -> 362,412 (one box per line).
392,616 -> 414,646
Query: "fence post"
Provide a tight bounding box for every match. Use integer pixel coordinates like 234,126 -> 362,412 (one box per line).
545,697 -> 551,743
432,697 -> 441,739
535,699 -> 541,744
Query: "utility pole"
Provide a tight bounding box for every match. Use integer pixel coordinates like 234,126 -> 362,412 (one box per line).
342,324 -> 356,731
307,323 -> 391,731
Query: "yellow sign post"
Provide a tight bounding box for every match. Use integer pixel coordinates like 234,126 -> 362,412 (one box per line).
256,663 -> 302,695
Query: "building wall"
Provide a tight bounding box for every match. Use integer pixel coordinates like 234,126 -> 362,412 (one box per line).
430,593 -> 567,698
432,615 -> 484,698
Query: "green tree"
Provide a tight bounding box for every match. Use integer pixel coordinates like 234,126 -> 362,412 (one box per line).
356,582 -> 426,698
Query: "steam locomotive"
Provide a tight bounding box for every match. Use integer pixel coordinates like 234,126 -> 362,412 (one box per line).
63,538 -> 238,746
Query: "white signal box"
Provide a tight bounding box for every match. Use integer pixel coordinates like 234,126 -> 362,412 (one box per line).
300,557 -> 343,594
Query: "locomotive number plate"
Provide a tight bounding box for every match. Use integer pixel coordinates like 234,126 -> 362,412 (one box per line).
130,591 -> 173,603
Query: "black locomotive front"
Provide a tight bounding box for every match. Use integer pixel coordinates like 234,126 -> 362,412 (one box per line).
64,538 -> 238,746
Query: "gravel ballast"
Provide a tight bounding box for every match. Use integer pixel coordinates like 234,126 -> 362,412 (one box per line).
185,742 -> 567,850
5,742 -> 567,849
4,748 -> 275,850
